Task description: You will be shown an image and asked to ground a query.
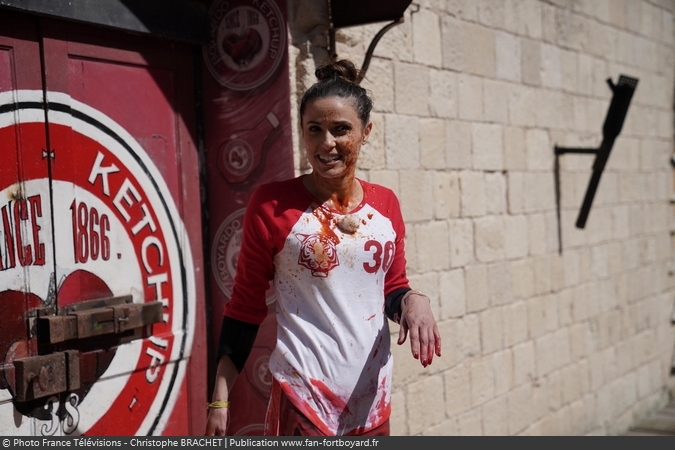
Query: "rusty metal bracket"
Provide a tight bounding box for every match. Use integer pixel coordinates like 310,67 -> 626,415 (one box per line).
13,350 -> 79,402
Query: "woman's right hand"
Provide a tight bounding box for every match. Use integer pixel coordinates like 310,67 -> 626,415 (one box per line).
204,406 -> 229,436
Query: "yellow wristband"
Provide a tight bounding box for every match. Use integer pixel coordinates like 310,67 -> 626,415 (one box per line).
207,400 -> 230,409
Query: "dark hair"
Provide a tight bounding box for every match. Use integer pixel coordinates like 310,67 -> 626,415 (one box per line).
300,59 -> 373,126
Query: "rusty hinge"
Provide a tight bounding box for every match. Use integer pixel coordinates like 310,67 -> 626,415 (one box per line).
39,296 -> 163,344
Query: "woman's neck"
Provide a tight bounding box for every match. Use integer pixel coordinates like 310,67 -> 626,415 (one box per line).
304,172 -> 362,213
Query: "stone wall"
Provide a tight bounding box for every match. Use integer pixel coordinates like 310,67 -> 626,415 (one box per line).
286,0 -> 675,435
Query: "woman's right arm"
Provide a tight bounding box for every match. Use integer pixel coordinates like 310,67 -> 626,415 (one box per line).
204,355 -> 239,436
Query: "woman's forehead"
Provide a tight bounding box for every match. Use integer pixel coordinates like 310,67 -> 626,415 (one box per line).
303,96 -> 360,121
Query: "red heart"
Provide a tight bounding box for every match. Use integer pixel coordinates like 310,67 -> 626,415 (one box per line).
222,28 -> 263,66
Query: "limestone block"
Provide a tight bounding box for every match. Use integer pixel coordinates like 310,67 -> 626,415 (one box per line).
525,128 -> 552,171
527,293 -> 559,339
504,301 -> 529,347
496,31 -> 522,82
390,390 -> 407,436
400,170 -> 434,222
440,268 -> 466,319
433,171 -> 460,219
503,126 -> 527,171
464,22 -> 496,77
508,84 -> 538,126
471,355 -> 496,406
394,62 -> 430,116
528,213 -> 546,255
540,43 -> 561,89
429,69 -> 458,119
480,307 -> 504,354
449,218 -> 475,267
482,395 -> 508,435
472,123 -> 504,171
371,17 -> 413,62
482,79 -> 509,124
477,0 -> 505,28
504,0 -> 543,39
420,118 -> 447,169
357,112 -> 385,170
475,215 -> 506,262
406,375 -> 447,435
413,7 -> 442,67
441,15 -> 465,71
535,328 -> 571,376
555,8 -> 589,52
360,58 -> 394,113
488,261 -> 514,307
510,258 -> 535,300
465,264 -> 489,313
368,170 -> 399,196
485,172 -> 507,215
444,362 -> 472,416
458,74 -> 484,121
541,2 -> 556,44
507,383 -> 534,434
608,0 -> 626,28
457,408 -> 483,436
421,419 -> 459,436
446,120 -> 473,169
385,113 -> 420,170
521,38 -> 541,86
413,220 -> 450,271
460,170 -> 486,217
577,53 -> 593,96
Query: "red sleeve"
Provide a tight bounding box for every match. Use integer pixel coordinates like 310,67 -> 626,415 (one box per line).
223,185 -> 276,325
223,178 -> 307,324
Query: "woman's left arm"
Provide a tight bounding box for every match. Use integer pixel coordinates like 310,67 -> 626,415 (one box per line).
397,291 -> 442,367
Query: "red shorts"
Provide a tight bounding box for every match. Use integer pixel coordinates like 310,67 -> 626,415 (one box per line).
267,380 -> 390,436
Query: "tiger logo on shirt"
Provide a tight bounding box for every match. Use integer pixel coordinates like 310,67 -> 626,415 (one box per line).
295,233 -> 339,277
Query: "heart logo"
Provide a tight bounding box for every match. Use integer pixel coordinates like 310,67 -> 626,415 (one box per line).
221,28 -> 263,67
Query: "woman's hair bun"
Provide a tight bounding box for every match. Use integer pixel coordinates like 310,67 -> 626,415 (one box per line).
315,59 -> 362,84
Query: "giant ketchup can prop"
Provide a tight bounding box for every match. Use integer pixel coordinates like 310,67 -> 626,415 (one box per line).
202,0 -> 294,435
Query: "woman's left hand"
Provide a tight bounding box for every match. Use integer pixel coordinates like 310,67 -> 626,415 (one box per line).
397,292 -> 442,367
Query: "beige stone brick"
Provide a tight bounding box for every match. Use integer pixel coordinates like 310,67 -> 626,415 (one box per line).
406,375 -> 447,435
471,355 -> 496,406
440,268 -> 466,319
475,215 -> 506,262
504,0 -> 543,39
528,213 -> 546,255
496,31 -> 522,82
507,172 -> 525,215
433,171 -> 460,219
477,0 -> 505,28
458,74 -> 483,121
521,38 -> 541,86
482,79 -> 509,124
413,220 -> 450,272
459,170 -> 486,217
508,84 -> 538,126
472,123 -> 504,171
400,170 -> 433,222
412,7 -> 442,67
385,114 -> 419,170
462,314 -> 482,359
358,113 -> 385,170
370,16 -> 413,62
391,337 -> 426,390
482,395 -> 508,436
441,15 -> 465,71
421,419 -> 458,436
527,293 -> 558,338
390,390 -> 407,436
503,126 -> 527,170
608,0 -> 626,28
449,218 -> 475,267
361,58 -> 394,113
487,261 -> 514,306
569,322 -> 589,361
507,383 -> 534,434
444,362 -> 472,417
535,329 -> 571,376
419,118 -> 446,169
525,129 -> 552,171
510,258 -> 534,299
577,53 -> 593,96
561,362 -> 590,405
512,340 -> 535,386
480,307 -> 504,354
445,120 -> 472,169
504,301 -> 529,347
394,62 -> 429,116
464,22 -> 495,77
465,264 -> 489,313
541,2 -> 556,44
457,408 -> 483,436
504,214 -> 528,259
540,43 -> 561,89
493,349 -> 514,396
429,69 -> 457,119
368,171 -> 399,197
532,254 -> 553,295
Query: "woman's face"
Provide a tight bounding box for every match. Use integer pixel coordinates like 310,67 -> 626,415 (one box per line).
302,96 -> 372,182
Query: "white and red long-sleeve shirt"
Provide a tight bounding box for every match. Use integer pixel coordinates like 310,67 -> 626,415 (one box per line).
224,176 -> 410,435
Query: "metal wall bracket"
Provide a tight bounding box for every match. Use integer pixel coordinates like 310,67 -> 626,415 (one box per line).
554,74 -> 638,229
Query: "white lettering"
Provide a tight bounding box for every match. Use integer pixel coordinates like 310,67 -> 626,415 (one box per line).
88,152 -> 120,197
147,273 -> 169,308
141,235 -> 164,273
145,347 -> 165,383
112,179 -> 141,222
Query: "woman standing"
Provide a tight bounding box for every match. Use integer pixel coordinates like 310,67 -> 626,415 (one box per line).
205,59 -> 441,436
